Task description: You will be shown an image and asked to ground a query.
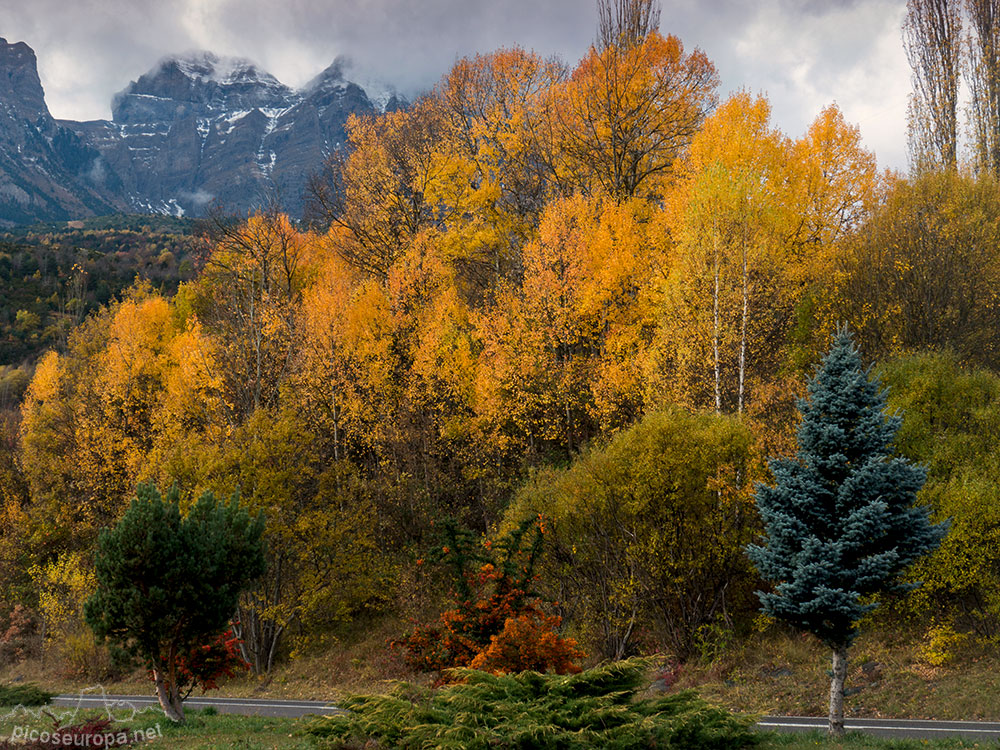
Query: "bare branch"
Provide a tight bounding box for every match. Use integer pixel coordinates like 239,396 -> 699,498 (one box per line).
903,0 -> 962,171
597,0 -> 661,50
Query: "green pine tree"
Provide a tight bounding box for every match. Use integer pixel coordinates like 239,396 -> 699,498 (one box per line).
747,328 -> 946,736
85,483 -> 266,723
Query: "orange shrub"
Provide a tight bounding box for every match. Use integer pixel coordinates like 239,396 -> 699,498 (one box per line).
469,612 -> 584,674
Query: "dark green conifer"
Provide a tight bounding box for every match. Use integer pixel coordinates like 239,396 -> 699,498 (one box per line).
85,483 -> 266,723
747,328 -> 946,735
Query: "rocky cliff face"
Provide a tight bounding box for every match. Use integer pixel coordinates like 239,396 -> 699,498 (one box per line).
0,38 -> 115,224
0,40 -> 401,226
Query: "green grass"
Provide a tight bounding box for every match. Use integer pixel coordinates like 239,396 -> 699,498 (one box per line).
0,707 -> 312,749
758,731 -> 989,749
122,710 -> 313,749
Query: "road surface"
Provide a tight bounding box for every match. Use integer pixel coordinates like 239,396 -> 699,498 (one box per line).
52,693 -> 341,718
760,715 -> 1000,741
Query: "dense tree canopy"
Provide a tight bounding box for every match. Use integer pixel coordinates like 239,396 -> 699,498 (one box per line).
507,407 -> 761,661
1,9 -> 999,698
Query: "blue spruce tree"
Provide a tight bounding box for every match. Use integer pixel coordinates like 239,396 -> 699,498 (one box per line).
747,328 -> 946,736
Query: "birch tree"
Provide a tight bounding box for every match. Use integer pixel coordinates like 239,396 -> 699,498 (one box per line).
661,93 -> 790,415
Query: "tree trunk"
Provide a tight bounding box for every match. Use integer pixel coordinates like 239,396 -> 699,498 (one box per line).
828,644 -> 848,736
152,668 -> 185,723
738,224 -> 748,414
712,226 -> 721,413
332,390 -> 340,462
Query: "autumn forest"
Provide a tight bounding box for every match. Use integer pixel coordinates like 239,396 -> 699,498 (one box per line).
3,0 -> 1000,701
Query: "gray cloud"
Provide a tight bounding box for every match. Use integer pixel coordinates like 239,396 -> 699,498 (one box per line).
85,156 -> 106,185
1,0 -> 910,167
180,188 -> 215,208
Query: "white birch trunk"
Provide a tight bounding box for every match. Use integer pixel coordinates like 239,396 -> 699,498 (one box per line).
738,227 -> 748,414
713,227 -> 721,413
828,644 -> 848,737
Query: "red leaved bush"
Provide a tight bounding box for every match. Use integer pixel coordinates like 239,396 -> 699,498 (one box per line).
0,718 -> 134,749
469,612 -> 584,674
0,605 -> 40,664
152,628 -> 248,699
394,517 -> 583,676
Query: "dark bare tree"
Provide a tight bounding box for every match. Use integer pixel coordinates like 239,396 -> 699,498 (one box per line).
597,0 -> 661,50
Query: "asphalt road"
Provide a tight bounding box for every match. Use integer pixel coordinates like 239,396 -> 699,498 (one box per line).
52,694 -> 341,718
760,715 -> 1000,741
51,695 -> 1000,741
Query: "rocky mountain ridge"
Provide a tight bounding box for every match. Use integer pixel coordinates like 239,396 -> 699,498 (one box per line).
0,39 -> 402,226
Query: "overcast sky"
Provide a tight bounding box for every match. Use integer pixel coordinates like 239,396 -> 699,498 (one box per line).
1,0 -> 911,168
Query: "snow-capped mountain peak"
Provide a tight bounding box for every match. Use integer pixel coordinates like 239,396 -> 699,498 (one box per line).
0,39 -> 408,225
164,50 -> 284,89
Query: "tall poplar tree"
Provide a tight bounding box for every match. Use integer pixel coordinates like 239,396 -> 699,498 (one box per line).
747,329 -> 946,736
967,0 -> 1000,176
596,0 -> 661,50
903,0 -> 962,171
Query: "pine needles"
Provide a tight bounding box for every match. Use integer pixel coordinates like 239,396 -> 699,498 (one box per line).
301,659 -> 758,749
0,683 -> 53,707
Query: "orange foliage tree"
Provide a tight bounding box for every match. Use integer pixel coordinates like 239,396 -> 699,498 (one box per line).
553,31 -> 718,199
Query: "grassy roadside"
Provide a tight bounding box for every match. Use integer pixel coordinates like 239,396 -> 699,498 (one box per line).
135,713 -> 311,749
2,624 -> 999,747
4,625 -> 997,721
0,707 -> 311,749
760,734 -> 989,749
673,629 -> 1000,721
0,616 -> 423,703
10,623 -> 993,720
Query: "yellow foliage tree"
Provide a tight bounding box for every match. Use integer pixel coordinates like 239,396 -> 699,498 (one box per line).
658,93 -> 793,415
317,101 -> 448,278
431,48 -> 565,287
